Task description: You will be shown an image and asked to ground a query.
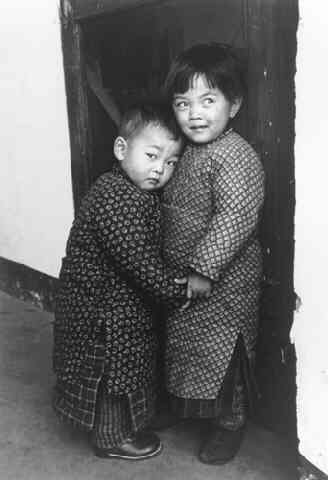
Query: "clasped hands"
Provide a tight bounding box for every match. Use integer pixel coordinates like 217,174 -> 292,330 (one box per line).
175,271 -> 212,310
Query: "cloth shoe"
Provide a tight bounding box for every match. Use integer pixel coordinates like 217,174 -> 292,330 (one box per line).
198,426 -> 245,465
94,430 -> 162,460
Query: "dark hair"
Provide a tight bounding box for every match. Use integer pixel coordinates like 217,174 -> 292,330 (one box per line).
118,97 -> 182,141
164,43 -> 247,103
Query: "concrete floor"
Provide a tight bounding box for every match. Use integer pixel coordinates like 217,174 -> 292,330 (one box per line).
0,289 -> 297,480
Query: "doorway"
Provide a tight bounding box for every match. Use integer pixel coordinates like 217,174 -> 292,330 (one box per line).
60,0 -> 298,440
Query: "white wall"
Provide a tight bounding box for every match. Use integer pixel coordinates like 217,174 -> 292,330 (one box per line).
0,2 -> 73,277
293,0 -> 328,474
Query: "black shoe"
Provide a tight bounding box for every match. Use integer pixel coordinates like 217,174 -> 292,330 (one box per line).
94,430 -> 162,460
199,426 -> 245,465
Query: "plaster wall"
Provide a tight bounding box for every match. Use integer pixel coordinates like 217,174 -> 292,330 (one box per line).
293,0 -> 328,474
0,2 -> 73,277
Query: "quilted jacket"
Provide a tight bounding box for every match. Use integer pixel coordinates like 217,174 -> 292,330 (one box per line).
162,129 -> 265,400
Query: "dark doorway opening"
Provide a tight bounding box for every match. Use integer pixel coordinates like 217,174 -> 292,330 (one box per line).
60,0 -> 298,445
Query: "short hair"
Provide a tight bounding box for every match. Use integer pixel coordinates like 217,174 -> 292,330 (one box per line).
164,43 -> 247,103
118,97 -> 182,141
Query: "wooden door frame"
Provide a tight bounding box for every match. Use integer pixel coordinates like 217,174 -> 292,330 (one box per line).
69,0 -> 160,21
247,0 -> 298,334
60,0 -> 298,434
245,0 -> 298,434
60,0 -> 298,216
60,0 -> 92,211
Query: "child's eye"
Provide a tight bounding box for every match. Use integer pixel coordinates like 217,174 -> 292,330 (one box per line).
167,159 -> 178,167
204,97 -> 215,105
146,153 -> 157,160
174,100 -> 188,110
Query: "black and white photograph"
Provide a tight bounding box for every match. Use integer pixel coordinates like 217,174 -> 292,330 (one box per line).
0,1 -> 327,479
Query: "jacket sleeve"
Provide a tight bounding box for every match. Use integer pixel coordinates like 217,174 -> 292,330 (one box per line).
92,190 -> 186,303
189,152 -> 265,281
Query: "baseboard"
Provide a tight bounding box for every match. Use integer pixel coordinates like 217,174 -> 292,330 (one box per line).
0,256 -> 57,312
298,454 -> 328,480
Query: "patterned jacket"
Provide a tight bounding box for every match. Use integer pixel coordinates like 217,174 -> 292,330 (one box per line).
162,129 -> 265,400
53,166 -> 185,430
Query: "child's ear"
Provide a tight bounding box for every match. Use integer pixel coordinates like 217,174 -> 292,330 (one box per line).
229,97 -> 243,119
113,136 -> 128,161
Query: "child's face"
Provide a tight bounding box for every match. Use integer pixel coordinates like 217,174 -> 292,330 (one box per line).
172,74 -> 241,144
114,124 -> 182,191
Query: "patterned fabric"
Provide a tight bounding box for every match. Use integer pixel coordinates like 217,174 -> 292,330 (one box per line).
53,165 -> 185,430
53,335 -> 105,429
91,380 -> 156,448
127,385 -> 156,432
162,129 -> 265,400
168,335 -> 248,428
91,381 -> 133,448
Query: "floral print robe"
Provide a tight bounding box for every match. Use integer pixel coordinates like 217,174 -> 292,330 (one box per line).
53,166 -> 185,429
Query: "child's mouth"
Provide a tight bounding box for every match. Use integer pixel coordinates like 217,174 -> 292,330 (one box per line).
190,126 -> 207,131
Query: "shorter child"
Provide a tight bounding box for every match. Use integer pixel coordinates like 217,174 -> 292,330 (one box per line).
162,43 -> 265,465
53,100 -> 186,460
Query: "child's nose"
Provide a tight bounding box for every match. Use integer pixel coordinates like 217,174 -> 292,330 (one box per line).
153,159 -> 165,174
189,103 -> 201,119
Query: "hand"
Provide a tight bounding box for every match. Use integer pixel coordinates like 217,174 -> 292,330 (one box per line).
186,272 -> 212,300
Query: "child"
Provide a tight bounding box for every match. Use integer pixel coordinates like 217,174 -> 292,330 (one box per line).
52,101 -> 186,460
162,43 -> 265,465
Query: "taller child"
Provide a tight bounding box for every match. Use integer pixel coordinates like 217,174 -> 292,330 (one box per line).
162,43 -> 265,465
